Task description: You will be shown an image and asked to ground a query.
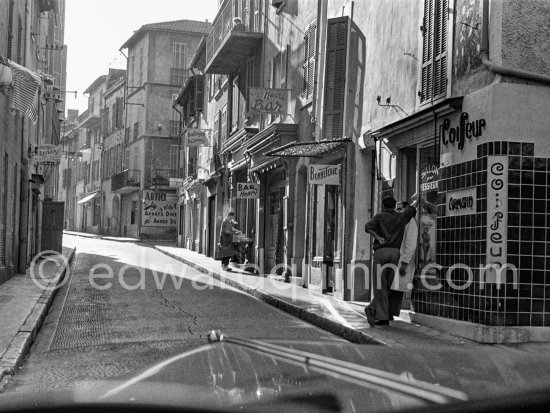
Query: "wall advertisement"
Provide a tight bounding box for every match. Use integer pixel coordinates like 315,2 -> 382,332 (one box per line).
142,190 -> 177,227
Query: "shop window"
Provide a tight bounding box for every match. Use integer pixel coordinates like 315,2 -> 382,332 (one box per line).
418,145 -> 438,274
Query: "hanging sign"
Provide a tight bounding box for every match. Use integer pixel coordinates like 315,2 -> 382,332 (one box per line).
249,87 -> 289,116
185,128 -> 210,147
169,178 -> 186,187
142,190 -> 177,227
32,144 -> 61,164
236,182 -> 260,198
309,164 -> 341,185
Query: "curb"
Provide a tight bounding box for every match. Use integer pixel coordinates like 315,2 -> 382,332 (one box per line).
0,248 -> 76,390
154,246 -> 383,345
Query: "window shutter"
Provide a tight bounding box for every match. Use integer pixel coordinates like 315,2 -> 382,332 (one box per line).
231,76 -> 239,131
111,102 -> 116,131
420,0 -> 447,104
303,22 -> 317,99
195,75 -> 204,112
7,1 -> 14,60
280,45 -> 289,89
323,17 -> 348,139
116,97 -> 124,128
433,0 -> 448,99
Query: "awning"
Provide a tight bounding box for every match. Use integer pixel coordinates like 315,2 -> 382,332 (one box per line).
265,137 -> 352,158
77,192 -> 99,204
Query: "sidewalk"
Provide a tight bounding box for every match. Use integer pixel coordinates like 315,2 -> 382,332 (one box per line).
0,248 -> 75,390
152,243 -> 482,349
63,230 -> 173,243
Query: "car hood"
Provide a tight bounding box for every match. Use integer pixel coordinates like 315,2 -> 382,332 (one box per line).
2,337 -> 550,412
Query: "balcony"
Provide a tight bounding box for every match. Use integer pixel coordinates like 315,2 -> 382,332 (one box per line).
111,169 -> 141,193
148,169 -> 178,189
205,0 -> 264,74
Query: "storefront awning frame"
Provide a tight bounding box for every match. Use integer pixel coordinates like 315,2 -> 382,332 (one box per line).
264,137 -> 352,158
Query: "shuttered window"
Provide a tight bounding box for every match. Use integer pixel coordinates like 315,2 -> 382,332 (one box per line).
323,17 -> 348,139
280,45 -> 289,89
195,76 -> 204,112
169,145 -> 178,175
231,75 -> 239,131
0,154 -> 7,266
7,1 -> 14,60
302,21 -> 317,100
420,0 -> 448,104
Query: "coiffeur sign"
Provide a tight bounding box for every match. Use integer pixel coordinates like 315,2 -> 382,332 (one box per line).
309,164 -> 341,185
249,87 -> 289,116
185,128 -> 210,147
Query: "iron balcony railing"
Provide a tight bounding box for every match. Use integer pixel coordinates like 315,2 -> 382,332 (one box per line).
149,169 -> 178,187
111,169 -> 141,192
205,0 -> 263,72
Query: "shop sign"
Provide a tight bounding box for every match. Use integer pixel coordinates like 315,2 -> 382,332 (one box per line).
420,165 -> 438,192
309,164 -> 341,186
440,112 -> 486,150
249,87 -> 289,116
236,182 -> 259,199
169,178 -> 185,187
445,188 -> 476,216
32,144 -> 61,164
185,128 -> 210,147
486,156 -> 508,278
142,190 -> 177,227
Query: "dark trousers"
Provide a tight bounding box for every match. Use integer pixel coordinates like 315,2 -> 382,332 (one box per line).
370,247 -> 401,321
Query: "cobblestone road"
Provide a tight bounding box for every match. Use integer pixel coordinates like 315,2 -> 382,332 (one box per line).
3,235 -> 343,394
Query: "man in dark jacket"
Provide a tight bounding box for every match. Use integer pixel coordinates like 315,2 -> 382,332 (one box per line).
364,196 -> 416,326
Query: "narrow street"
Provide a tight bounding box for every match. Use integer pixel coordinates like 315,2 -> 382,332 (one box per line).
3,235 -> 343,394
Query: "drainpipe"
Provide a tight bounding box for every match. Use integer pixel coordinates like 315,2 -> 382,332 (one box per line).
481,0 -> 550,85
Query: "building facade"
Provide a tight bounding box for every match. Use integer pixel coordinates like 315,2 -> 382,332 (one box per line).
114,19 -> 211,239
173,0 -> 550,342
1,0 -> 66,284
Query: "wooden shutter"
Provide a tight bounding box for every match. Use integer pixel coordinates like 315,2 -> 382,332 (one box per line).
433,0 -> 448,99
323,17 -> 348,139
231,76 -> 239,131
303,22 -> 317,99
111,101 -> 117,131
116,97 -> 124,128
195,75 -> 204,112
421,0 -> 448,104
280,45 -> 289,89
7,1 -> 14,60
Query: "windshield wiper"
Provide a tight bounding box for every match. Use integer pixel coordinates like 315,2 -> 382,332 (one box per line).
208,330 -> 468,405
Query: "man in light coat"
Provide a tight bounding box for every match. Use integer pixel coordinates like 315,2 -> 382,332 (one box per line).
390,200 -> 419,319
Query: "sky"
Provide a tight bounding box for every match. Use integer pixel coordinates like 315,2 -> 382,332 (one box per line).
64,0 -> 219,114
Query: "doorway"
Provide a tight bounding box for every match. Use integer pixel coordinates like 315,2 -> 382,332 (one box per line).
208,195 -> 216,257
264,170 -> 286,275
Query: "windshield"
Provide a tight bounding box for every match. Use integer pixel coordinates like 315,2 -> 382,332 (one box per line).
2,1 -> 550,413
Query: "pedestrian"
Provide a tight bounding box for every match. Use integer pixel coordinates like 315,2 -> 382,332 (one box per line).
389,200 -> 419,319
217,211 -> 241,271
364,196 -> 416,327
